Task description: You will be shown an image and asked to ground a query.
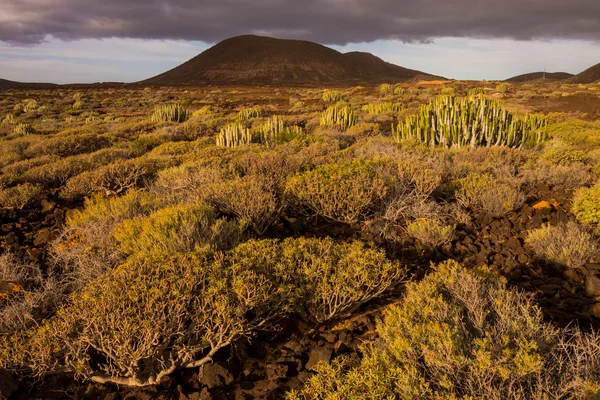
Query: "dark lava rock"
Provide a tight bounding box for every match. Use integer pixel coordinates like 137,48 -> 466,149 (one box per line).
199,363 -> 234,389
585,274 -> 600,298
305,347 -> 332,371
0,371 -> 17,400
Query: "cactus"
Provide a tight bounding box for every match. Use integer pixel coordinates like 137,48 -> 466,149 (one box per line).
320,105 -> 358,131
13,123 -> 34,136
22,99 -> 38,113
378,83 -> 393,95
392,95 -> 548,148
322,90 -> 344,102
362,102 -> 402,114
237,107 -> 261,120
216,122 -> 253,147
151,104 -> 190,123
1,113 -> 16,126
256,116 -> 304,146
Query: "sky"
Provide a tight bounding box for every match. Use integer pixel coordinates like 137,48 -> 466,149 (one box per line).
1,0 -> 599,83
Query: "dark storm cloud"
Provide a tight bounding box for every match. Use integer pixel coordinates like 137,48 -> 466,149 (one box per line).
2,0 -> 600,45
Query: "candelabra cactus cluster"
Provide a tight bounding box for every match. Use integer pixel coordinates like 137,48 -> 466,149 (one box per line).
13,122 -> 34,136
392,95 -> 548,148
237,107 -> 261,120
320,105 -> 357,131
362,102 -> 402,114
216,122 -> 252,147
322,90 -> 344,102
150,104 -> 190,123
217,116 -> 303,148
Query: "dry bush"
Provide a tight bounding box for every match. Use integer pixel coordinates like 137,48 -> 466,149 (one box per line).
24,133 -> 110,158
1,249 -> 287,386
455,173 -> 525,216
113,204 -> 244,255
209,175 -> 284,235
22,148 -> 132,186
0,183 -> 43,209
285,159 -> 391,224
60,156 -> 175,200
406,218 -> 455,249
226,237 -> 405,323
449,146 -> 529,179
525,222 -> 598,268
520,160 -> 593,189
288,261 -> 600,400
151,162 -> 226,204
0,252 -> 63,335
51,190 -> 160,290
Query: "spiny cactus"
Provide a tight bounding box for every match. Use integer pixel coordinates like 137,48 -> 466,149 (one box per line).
320,105 -> 357,131
13,122 -> 34,136
22,99 -> 38,113
322,90 -> 344,102
237,107 -> 261,120
256,116 -> 284,146
362,102 -> 402,114
256,116 -> 304,146
216,122 -> 252,147
151,104 -> 190,123
1,113 -> 16,126
392,95 -> 548,148
378,83 -> 393,95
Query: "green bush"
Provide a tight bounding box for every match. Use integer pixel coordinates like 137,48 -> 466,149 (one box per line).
289,261 -> 599,399
226,237 -> 405,323
406,219 -> 455,249
286,159 -> 391,223
0,249 -> 286,386
455,173 -> 525,216
572,180 -> 600,234
113,204 -> 244,254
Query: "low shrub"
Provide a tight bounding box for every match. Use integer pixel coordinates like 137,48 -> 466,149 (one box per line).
526,222 -> 598,268
0,252 -> 62,335
0,183 -> 43,209
455,173 -> 525,216
285,159 -> 391,223
406,218 -> 455,249
288,261 -> 600,399
572,180 -> 600,234
0,249 -> 286,386
51,190 -> 160,289
226,237 -> 405,323
113,204 -> 244,255
24,133 -> 110,158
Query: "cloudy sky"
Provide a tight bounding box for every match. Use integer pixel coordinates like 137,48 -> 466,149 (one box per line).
1,0 -> 599,83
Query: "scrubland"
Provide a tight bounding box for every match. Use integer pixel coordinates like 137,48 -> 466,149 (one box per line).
1,81 -> 600,398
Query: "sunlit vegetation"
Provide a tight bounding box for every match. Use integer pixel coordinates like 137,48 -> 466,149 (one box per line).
1,82 -> 600,396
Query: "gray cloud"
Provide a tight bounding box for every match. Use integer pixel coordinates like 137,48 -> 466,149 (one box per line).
2,0 -> 600,45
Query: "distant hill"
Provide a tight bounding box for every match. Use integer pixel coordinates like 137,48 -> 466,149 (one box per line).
505,72 -> 573,83
568,63 -> 600,84
0,78 -> 57,89
142,35 -> 440,85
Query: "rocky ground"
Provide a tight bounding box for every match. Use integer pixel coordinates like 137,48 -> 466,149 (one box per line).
2,182 -> 600,400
